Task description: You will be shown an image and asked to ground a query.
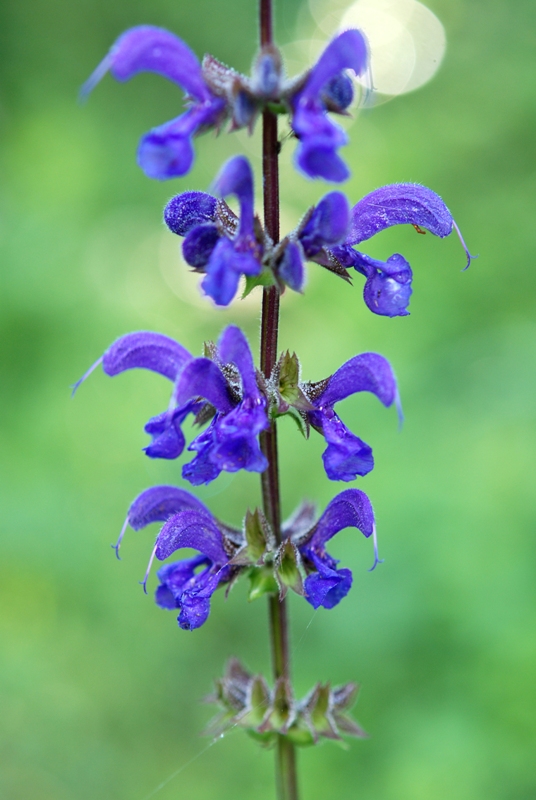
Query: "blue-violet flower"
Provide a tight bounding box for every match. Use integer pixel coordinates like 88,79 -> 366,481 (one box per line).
117,485 -> 240,629
302,352 -> 400,481
330,183 -> 476,317
81,26 -> 226,179
283,489 -> 380,609
165,155 -> 263,305
73,326 -> 269,485
290,29 -> 368,182
165,158 -> 352,299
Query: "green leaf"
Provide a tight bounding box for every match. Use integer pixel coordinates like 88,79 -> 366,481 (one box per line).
242,270 -> 275,298
274,408 -> 308,438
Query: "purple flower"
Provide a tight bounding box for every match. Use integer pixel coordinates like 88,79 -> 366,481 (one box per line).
73,326 -> 269,486
164,156 -> 263,305
176,325 -> 269,484
285,489 -> 380,609
331,183 -> 477,317
277,191 -> 351,292
81,26 -> 226,179
290,30 -> 369,182
303,353 -> 400,482
116,485 -> 238,629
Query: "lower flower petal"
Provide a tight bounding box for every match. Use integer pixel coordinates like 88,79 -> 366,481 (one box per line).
201,239 -> 243,306
183,422 -> 223,486
143,404 -> 195,460
138,114 -> 196,180
182,224 -> 221,268
278,241 -> 306,292
296,136 -> 349,183
183,450 -> 222,485
304,566 -> 352,609
138,101 -> 223,180
155,556 -> 209,609
364,269 -> 412,317
177,569 -> 223,630
318,412 -> 374,481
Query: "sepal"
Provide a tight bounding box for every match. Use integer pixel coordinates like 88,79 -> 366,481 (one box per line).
259,678 -> 296,733
274,539 -> 304,599
205,660 -> 367,747
277,351 -> 314,411
230,508 -> 275,566
299,682 -> 367,742
246,566 -> 279,601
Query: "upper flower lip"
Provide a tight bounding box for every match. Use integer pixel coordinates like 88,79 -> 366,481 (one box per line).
80,26 -> 214,102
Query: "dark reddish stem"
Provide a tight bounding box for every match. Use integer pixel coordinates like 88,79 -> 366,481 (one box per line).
259,2 -> 299,799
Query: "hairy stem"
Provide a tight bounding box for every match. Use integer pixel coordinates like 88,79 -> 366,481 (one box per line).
259,2 -> 299,799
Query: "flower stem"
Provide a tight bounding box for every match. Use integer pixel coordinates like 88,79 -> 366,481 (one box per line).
259,2 -> 299,799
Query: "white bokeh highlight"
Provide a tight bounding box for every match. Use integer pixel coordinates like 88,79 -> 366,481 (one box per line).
308,0 -> 446,100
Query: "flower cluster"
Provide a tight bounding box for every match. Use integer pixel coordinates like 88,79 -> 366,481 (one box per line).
205,658 -> 367,746
82,26 -> 368,182
75,324 -> 399,486
115,483 -> 379,630
164,154 -> 473,310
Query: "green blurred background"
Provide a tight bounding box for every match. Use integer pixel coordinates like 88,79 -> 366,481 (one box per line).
1,0 -> 535,797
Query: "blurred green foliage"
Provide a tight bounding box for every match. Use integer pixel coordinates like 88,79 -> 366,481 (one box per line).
1,0 -> 536,798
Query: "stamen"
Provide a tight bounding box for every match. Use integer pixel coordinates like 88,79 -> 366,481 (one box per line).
79,55 -> 113,102
358,60 -> 375,109
368,524 -> 384,572
412,224 -> 427,235
452,220 -> 478,271
395,388 -> 404,431
71,356 -> 103,397
111,516 -> 129,560
139,545 -> 157,595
